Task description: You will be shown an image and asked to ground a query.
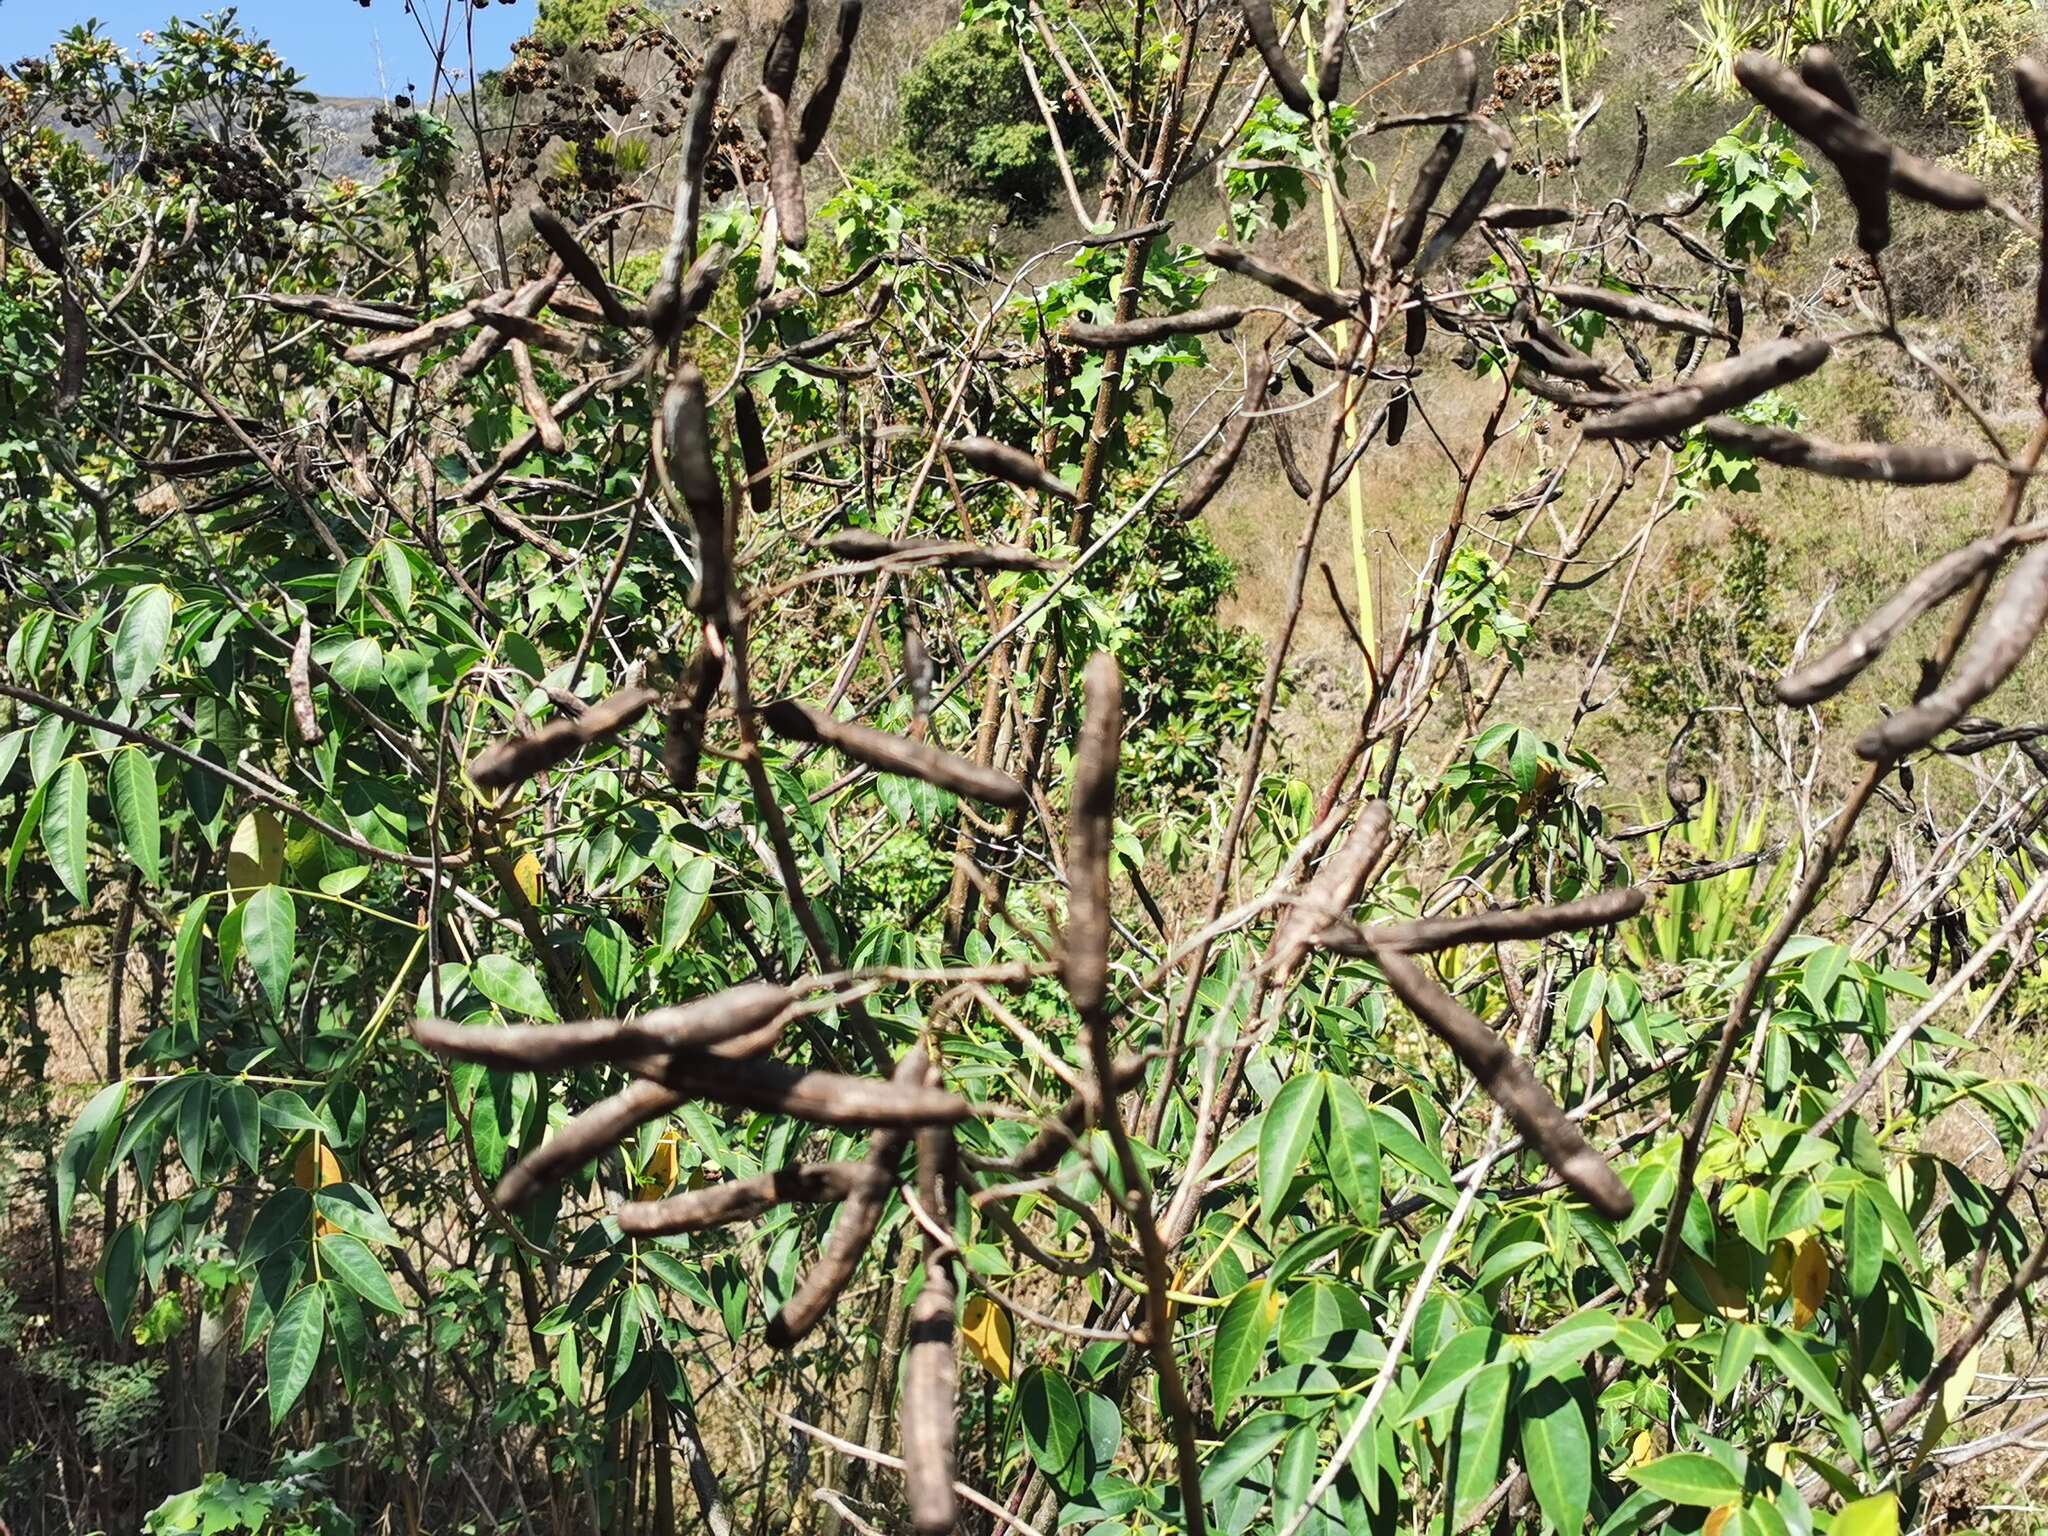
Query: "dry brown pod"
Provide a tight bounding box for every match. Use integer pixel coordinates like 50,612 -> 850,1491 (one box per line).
1061,653 -> 1122,1021
344,303 -> 482,365
1385,391 -> 1410,446
662,644 -> 727,793
0,151 -> 68,275
944,435 -> 1078,503
766,1048 -> 926,1346
663,364 -> 731,621
762,697 -> 1028,807
511,341 -> 566,454
1370,943 -> 1633,1219
1386,51 -> 1477,270
1513,332 -> 1610,386
1236,0 -> 1313,115
762,0 -> 809,103
1583,336 -> 1830,440
797,0 -> 862,161
1479,203 -> 1574,229
1798,46 -> 1986,211
901,1262 -> 959,1536
1172,353 -> 1271,522
1060,305 -> 1244,349
1416,138 -> 1507,278
1547,282 -> 1720,340
733,385 -> 773,516
643,1049 -> 973,1129
289,618 -> 324,745
1316,0 -> 1348,104
249,291 -> 418,332
1269,801 -> 1393,982
1698,417 -> 1977,485
649,30 -> 738,342
1777,532 -> 2019,706
457,268 -> 560,380
1732,50 -> 1892,253
616,1160 -> 880,1236
760,91 -> 809,250
1346,887 -> 1646,955
412,982 -> 792,1072
1199,242 -> 1354,322
1856,542 -> 2048,760
1404,305 -> 1429,357
2018,60 -> 2048,395
467,686 -> 658,791
528,205 -> 645,328
1274,422 -> 1315,500
495,1077 -> 684,1208
819,529 -> 1056,572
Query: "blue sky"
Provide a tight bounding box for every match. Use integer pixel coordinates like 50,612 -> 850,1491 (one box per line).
0,1 -> 535,98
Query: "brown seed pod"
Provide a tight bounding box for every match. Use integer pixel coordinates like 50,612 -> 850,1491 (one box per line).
496,1077 -> 683,1208
1370,942 -> 1633,1219
1348,887 -> 1646,955
663,643 -> 727,792
1236,0 -> 1313,115
767,1048 -> 925,1347
289,617 -> 324,745
413,983 -> 792,1073
819,530 -> 1056,572
901,1262 -> 959,1536
761,697 -> 1028,808
528,204 -> 645,328
760,91 -> 809,250
1479,203 -> 1574,229
1386,51 -> 1476,270
1171,351 -> 1271,522
1060,304 -> 1244,349
1698,417 -> 1977,485
762,0 -> 809,103
1856,542 -> 2048,760
1274,422 -> 1314,500
663,364 -> 731,621
1777,532 -> 2019,706
1404,305 -> 1429,357
1199,242 -> 1354,322
650,30 -> 738,342
734,385 -> 772,515
797,0 -> 862,162
1513,332 -> 1610,386
248,291 -> 419,332
1799,47 -> 1986,211
1547,282 -> 1720,340
1061,653 -> 1122,1021
1385,390 -> 1410,445
344,303 -> 483,364
1583,336 -> 1830,440
903,618 -> 934,735
1733,50 -> 1891,253
1316,0 -> 1348,104
1416,139 -> 1508,277
511,341 -> 566,454
644,1050 -> 972,1130
1269,800 -> 1392,982
616,1160 -> 880,1236
944,435 -> 1077,503
467,686 -> 658,791
457,269 -> 561,381
56,284 -> 85,416
2018,60 -> 2048,396
0,151 -> 68,275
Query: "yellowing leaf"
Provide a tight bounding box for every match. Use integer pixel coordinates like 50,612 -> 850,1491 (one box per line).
1834,1492 -> 1899,1536
1790,1235 -> 1830,1328
1942,1344 -> 1980,1421
1671,1294 -> 1705,1340
294,1139 -> 342,1190
1703,1502 -> 1740,1536
1763,1442 -> 1789,1477
513,851 -> 543,904
228,809 -> 286,895
962,1295 -> 1014,1383
1628,1429 -> 1660,1467
635,1127 -> 680,1200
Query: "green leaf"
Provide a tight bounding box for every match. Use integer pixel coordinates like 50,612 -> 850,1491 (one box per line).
220,1081 -> 261,1174
1624,1452 -> 1745,1507
1258,1074 -> 1324,1225
473,953 -> 559,1021
266,1284 -> 326,1425
1843,1185 -> 1883,1301
661,857 -> 715,951
1449,1360 -> 1514,1522
1019,1366 -> 1087,1494
112,585 -> 173,699
57,1080 -> 129,1235
1276,1278 -> 1370,1365
42,757 -> 88,904
108,748 -> 160,885
1833,1493 -> 1898,1536
318,1230 -> 402,1313
5,776 -> 48,898
1758,1327 -> 1852,1433
1518,1375 -> 1591,1536
1212,1280 -> 1275,1424
378,541 -> 415,612
1523,1308 -> 1619,1387
1201,1411 -> 1293,1500
1320,1075 -> 1381,1222
330,635 -> 383,692
1402,1327 -> 1505,1422
96,1221 -> 143,1332
314,1184 -> 400,1246
242,885 -> 296,1017
175,1074 -> 213,1182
